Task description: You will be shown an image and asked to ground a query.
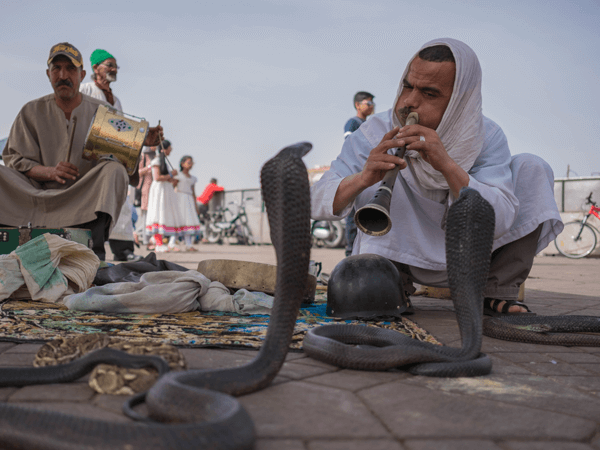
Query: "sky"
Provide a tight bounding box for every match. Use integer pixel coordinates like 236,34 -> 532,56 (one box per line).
1,0 -> 599,190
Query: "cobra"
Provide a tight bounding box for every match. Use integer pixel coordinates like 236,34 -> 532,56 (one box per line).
0,142 -> 312,450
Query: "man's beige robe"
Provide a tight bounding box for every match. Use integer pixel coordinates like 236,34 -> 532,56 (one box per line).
0,94 -> 128,231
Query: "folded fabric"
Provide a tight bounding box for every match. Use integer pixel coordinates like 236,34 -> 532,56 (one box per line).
64,269 -> 276,315
0,234 -> 99,303
93,252 -> 188,285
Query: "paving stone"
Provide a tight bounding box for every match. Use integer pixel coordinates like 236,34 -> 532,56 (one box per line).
404,439 -> 502,450
256,439 -> 306,450
180,348 -> 255,370
487,355 -> 534,375
10,401 -> 132,422
0,352 -> 36,367
0,387 -> 18,400
3,343 -> 42,353
549,376 -> 600,395
293,355 -> 339,370
481,338 -> 585,353
504,442 -> 595,450
0,342 -> 16,353
397,374 -> 600,420
239,381 -> 390,439
308,439 -> 404,450
9,382 -> 94,402
93,393 -> 134,416
524,362 -> 597,376
277,360 -> 337,380
305,369 -> 408,392
358,381 -> 596,440
551,353 -> 600,363
494,352 -> 572,364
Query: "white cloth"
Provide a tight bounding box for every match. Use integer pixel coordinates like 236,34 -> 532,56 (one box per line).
145,157 -> 184,237
80,82 -> 123,112
63,270 -> 275,315
175,174 -> 201,235
376,38 -> 485,191
0,234 -> 99,303
109,188 -> 135,241
311,40 -> 563,271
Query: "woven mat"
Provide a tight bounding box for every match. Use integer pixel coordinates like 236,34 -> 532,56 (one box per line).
0,293 -> 440,350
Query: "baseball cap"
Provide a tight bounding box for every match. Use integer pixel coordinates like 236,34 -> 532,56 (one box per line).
47,42 -> 83,67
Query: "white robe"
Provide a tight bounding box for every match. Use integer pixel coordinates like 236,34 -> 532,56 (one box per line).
311,110 -> 563,272
79,82 -> 123,113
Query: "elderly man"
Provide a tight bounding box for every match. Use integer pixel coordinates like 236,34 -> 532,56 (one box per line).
0,42 -> 162,261
80,48 -> 142,262
80,48 -> 122,111
311,38 -> 563,316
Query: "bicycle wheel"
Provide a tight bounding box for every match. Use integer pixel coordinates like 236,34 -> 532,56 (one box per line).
205,224 -> 223,244
554,221 -> 597,258
323,221 -> 345,248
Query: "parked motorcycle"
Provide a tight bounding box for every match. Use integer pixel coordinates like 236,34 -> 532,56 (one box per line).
205,199 -> 255,245
311,219 -> 345,248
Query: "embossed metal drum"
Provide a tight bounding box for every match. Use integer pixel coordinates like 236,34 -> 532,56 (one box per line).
82,104 -> 149,175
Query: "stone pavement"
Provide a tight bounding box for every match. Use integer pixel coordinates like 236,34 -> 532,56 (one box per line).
1,242 -> 600,450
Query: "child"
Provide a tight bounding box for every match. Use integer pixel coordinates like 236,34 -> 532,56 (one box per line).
145,140 -> 183,252
176,155 -> 202,251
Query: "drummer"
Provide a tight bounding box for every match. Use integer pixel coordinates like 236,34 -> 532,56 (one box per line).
0,42 -> 163,261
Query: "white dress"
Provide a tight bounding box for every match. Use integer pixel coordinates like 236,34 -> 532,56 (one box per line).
175,173 -> 201,235
145,157 -> 184,237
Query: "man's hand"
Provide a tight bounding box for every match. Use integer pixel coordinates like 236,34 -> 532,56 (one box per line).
25,162 -> 80,184
358,126 -> 408,187
144,124 -> 164,146
332,127 -> 406,215
396,123 -> 469,197
396,124 -> 451,172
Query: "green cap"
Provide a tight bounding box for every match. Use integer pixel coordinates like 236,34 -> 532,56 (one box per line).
90,49 -> 115,67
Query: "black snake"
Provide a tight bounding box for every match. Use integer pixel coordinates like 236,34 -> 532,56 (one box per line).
0,142 -> 312,450
304,186 -> 496,377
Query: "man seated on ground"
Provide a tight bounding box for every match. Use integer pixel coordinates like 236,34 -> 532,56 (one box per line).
311,38 -> 564,316
0,42 -> 162,261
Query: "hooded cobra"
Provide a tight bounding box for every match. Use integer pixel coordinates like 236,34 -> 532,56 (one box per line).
0,142 -> 312,450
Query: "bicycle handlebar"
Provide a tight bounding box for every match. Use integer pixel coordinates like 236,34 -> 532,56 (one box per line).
586,192 -> 597,207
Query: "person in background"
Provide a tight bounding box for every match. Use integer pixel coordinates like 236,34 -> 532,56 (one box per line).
135,146 -> 157,250
175,155 -> 202,251
197,178 -> 224,218
79,49 -> 122,111
343,91 -> 375,257
145,140 -> 183,252
79,47 -> 141,261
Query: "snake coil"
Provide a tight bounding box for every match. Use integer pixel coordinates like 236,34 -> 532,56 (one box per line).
303,186 -> 495,377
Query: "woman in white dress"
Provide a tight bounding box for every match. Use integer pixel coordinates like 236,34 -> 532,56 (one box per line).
145,140 -> 183,252
175,155 -> 202,251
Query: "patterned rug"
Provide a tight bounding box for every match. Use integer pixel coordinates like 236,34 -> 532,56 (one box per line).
0,293 -> 440,350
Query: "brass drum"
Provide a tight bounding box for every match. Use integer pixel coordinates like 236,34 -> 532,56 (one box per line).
82,104 -> 149,175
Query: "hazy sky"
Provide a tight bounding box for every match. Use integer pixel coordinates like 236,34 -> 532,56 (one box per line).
1,0 -> 599,190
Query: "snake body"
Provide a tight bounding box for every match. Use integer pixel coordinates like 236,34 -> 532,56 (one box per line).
483,315 -> 600,345
0,142 -> 312,450
304,186 -> 496,377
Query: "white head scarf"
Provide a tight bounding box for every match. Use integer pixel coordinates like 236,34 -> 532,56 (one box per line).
390,38 -> 485,191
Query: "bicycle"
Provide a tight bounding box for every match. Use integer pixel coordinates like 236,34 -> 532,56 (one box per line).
205,198 -> 255,245
554,192 -> 600,258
